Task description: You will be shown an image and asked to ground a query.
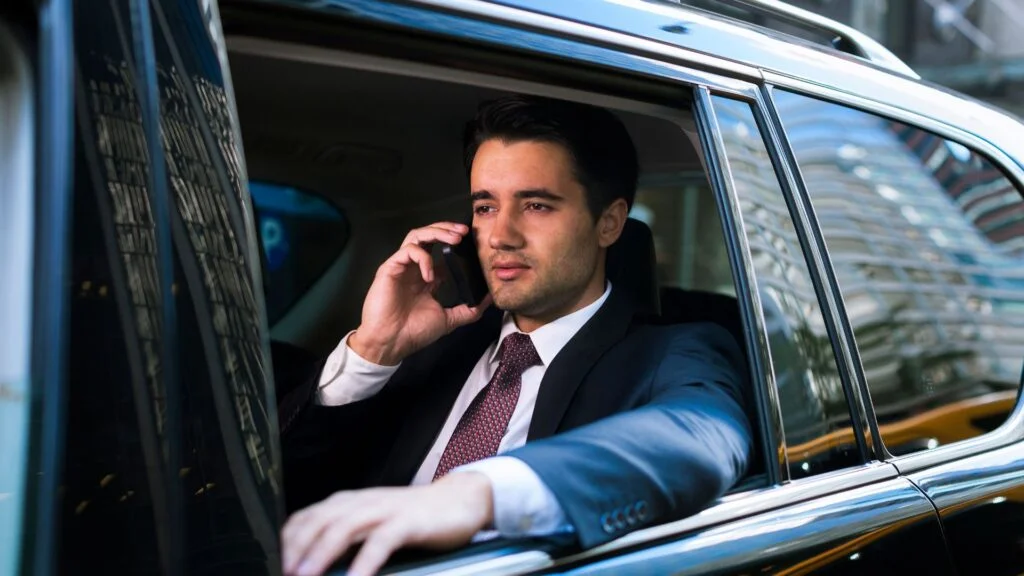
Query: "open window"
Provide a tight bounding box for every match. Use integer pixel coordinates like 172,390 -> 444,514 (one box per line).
228,30 -> 769,568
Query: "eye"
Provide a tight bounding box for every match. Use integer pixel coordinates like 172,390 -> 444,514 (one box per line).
474,205 -> 495,215
526,203 -> 551,212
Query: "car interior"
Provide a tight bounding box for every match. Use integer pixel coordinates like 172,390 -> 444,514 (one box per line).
226,39 -> 768,519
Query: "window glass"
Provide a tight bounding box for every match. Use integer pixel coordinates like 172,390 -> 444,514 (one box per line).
712,95 -> 861,479
150,0 -> 282,570
250,182 -> 349,323
58,1 -> 282,574
774,89 -> 1024,456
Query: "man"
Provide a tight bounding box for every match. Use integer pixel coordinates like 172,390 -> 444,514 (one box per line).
278,95 -> 752,576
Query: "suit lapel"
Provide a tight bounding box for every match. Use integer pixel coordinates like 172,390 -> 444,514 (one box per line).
527,288 -> 635,441
376,309 -> 502,485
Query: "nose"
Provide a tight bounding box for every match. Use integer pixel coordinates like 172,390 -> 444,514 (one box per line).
485,208 -> 524,251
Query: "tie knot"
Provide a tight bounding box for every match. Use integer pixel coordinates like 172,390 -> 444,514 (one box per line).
498,332 -> 541,373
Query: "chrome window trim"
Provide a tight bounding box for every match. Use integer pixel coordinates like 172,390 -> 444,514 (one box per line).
694,86 -> 787,484
0,18 -> 35,576
544,462 -> 897,571
761,73 -> 1024,475
753,85 -> 880,462
389,463 -> 897,575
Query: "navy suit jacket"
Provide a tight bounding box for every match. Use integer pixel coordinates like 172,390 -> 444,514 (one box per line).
279,287 -> 752,548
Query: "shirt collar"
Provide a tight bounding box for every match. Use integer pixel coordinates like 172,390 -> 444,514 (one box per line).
490,281 -> 613,366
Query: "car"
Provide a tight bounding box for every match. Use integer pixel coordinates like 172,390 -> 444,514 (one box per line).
2,0 -> 1023,574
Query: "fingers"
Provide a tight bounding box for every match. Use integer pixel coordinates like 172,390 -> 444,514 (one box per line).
283,495 -> 383,576
402,222 -> 468,248
445,294 -> 493,331
292,522 -> 365,576
384,243 -> 435,283
348,523 -> 407,576
282,507 -> 331,574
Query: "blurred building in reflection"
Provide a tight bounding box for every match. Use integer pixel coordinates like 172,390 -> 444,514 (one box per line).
773,90 -> 1024,455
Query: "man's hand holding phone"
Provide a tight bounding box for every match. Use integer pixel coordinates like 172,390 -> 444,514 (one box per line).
348,222 -> 492,366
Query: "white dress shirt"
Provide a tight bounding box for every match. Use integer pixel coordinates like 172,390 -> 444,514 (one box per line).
316,283 -> 612,538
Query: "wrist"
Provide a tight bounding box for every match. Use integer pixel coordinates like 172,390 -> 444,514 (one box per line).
438,471 -> 494,528
348,329 -> 400,366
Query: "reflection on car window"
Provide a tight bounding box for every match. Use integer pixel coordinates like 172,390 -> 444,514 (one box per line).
774,89 -> 1024,457
712,96 -> 861,479
149,0 -> 282,570
60,3 -> 169,572
250,182 -> 349,323
61,1 -> 283,573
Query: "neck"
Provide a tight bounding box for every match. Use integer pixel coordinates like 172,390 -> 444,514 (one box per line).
513,274 -> 607,333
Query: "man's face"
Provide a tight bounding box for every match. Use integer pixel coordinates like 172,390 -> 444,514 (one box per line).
470,139 -> 605,324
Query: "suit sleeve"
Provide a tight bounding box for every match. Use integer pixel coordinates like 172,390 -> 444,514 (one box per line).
506,323 -> 753,548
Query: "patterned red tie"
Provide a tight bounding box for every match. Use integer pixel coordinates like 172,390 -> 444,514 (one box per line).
433,332 -> 541,480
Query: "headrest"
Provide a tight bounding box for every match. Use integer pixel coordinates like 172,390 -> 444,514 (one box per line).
606,218 -> 661,317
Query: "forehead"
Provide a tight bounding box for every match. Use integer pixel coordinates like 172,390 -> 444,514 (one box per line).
470,139 -> 578,192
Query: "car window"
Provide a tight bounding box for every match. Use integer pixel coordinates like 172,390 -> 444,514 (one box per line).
711,95 -> 862,479
61,3 -> 170,571
148,0 -> 282,569
773,89 -> 1024,457
250,182 -> 349,324
631,172 -> 736,295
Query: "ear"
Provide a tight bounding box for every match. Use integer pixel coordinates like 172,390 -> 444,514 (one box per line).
597,198 -> 629,248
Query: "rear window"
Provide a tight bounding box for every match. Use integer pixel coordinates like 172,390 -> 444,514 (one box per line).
250,182 -> 349,323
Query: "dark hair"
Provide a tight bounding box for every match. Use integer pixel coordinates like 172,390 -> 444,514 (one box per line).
463,95 -> 639,220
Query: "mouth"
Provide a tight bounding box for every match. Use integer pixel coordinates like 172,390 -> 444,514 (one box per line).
491,260 -> 530,282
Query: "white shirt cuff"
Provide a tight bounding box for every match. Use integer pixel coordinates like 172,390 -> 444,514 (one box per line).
454,457 -> 573,537
316,331 -> 401,406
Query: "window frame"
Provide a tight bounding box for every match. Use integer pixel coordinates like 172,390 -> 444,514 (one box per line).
702,88 -> 878,482
762,72 -> 1024,476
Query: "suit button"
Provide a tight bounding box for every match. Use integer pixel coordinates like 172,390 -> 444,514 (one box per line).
600,513 -> 615,534
625,505 -> 638,526
636,500 -> 649,521
613,509 -> 627,530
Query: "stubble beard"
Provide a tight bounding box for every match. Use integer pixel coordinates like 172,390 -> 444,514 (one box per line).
491,249 -> 599,322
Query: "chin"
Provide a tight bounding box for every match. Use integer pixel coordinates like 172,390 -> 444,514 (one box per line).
491,289 -> 539,314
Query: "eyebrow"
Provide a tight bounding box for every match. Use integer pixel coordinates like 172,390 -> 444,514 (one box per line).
470,189 -> 565,202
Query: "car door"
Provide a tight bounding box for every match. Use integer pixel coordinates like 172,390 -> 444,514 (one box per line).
214,0 -> 956,573
12,1 -> 284,574
765,82 -> 1024,576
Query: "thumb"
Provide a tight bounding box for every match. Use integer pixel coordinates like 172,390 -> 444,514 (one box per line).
445,294 -> 493,331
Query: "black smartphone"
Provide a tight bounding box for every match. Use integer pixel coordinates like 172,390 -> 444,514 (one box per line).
441,228 -> 489,307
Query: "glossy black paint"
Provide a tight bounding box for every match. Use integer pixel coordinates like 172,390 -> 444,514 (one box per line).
909,442 -> 1024,575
